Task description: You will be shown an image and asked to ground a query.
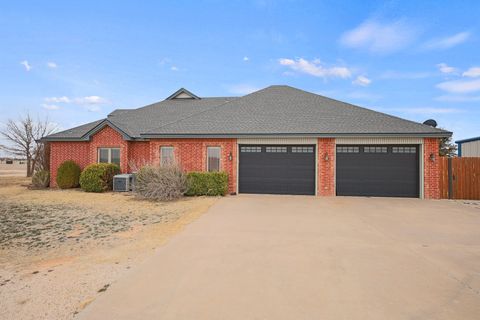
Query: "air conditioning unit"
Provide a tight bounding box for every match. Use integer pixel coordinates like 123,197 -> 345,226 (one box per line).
113,174 -> 134,192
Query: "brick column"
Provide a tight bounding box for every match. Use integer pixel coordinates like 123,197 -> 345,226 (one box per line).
318,138 -> 335,196
424,138 -> 440,199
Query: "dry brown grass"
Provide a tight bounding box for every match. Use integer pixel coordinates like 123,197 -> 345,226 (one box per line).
0,176 -> 219,320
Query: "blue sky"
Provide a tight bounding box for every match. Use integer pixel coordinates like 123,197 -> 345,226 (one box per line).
1,0 -> 479,146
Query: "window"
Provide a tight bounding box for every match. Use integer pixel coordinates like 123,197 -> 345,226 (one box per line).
241,146 -> 262,153
160,146 -> 175,166
98,148 -> 121,166
207,147 -> 221,172
336,146 -> 359,153
292,146 -> 314,153
266,146 -> 287,153
364,146 -> 388,153
392,146 -> 416,154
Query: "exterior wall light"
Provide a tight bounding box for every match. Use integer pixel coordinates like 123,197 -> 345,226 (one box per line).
324,153 -> 329,161
228,152 -> 233,161
430,153 -> 436,162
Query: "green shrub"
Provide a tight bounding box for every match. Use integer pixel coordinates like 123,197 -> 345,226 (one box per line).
185,172 -> 229,196
32,170 -> 50,188
134,165 -> 187,201
79,163 -> 120,193
56,160 -> 81,189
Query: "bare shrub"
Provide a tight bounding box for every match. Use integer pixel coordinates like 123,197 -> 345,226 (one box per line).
31,170 -> 50,188
134,164 -> 187,201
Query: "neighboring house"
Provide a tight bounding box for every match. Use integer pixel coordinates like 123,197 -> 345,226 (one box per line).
41,85 -> 451,199
456,137 -> 480,157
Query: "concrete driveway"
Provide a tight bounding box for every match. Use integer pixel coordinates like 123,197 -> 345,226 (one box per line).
80,195 -> 480,320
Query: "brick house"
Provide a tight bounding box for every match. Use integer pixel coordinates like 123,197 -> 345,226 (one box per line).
41,85 -> 451,198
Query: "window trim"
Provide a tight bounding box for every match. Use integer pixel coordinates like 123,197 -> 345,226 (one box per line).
97,147 -> 121,166
364,146 -> 388,154
240,146 -> 262,153
207,146 -> 221,172
160,146 -> 175,166
266,146 -> 287,153
336,146 -> 360,153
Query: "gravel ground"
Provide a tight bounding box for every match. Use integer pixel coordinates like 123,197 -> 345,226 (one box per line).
0,177 -> 218,320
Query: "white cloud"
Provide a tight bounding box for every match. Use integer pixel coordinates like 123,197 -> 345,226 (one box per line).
278,58 -> 351,78
47,62 -> 57,68
436,63 -> 457,74
170,66 -> 179,71
463,67 -> 480,78
340,19 -> 417,53
435,95 -> 480,102
74,96 -> 107,105
423,31 -> 470,50
227,84 -> 261,95
45,96 -> 71,103
43,95 -> 108,112
20,60 -> 32,71
352,75 -> 371,86
41,104 -> 60,110
243,56 -> 249,61
437,79 -> 480,93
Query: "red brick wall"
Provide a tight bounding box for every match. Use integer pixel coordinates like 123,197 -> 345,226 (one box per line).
50,127 -> 441,198
149,139 -> 237,193
424,138 -> 441,199
128,141 -> 150,171
49,126 -> 238,193
317,138 -> 335,196
89,126 -> 129,172
50,126 -> 128,187
50,142 -> 90,187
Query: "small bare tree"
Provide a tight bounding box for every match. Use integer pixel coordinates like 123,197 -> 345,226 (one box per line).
0,114 -> 56,177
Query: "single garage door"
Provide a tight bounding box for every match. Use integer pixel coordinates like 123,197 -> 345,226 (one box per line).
239,145 -> 316,195
336,145 -> 419,197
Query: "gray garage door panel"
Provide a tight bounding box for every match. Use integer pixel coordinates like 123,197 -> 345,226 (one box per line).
239,145 -> 315,195
336,145 -> 419,197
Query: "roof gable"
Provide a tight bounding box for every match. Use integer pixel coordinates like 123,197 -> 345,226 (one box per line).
165,88 -> 200,100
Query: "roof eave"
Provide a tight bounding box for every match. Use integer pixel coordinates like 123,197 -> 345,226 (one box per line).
140,132 -> 452,139
39,119 -> 134,142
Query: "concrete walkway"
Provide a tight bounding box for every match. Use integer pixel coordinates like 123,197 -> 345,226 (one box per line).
80,195 -> 480,320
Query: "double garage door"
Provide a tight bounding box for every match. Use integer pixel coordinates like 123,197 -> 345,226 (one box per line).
239,144 -> 419,197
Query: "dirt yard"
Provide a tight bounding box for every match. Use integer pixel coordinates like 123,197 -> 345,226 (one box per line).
0,176 -> 218,320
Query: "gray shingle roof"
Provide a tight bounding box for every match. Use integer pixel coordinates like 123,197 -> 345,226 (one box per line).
42,85 -> 451,141
44,119 -> 104,140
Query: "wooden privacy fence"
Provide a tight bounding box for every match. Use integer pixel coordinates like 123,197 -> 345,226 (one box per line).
439,157 -> 480,200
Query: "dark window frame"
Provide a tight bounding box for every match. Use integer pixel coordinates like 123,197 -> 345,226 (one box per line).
97,147 -> 121,166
